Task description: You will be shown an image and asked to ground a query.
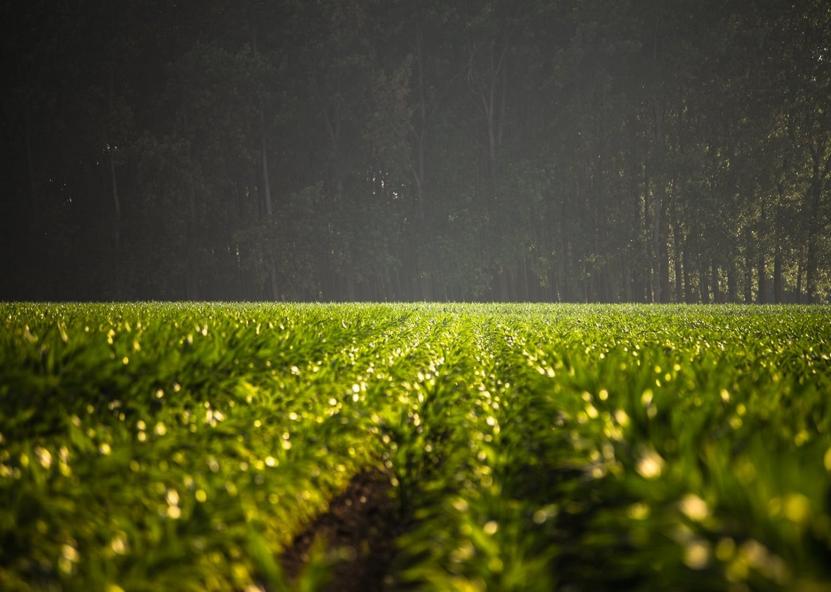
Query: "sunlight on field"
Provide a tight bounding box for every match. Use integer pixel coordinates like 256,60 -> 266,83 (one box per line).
0,303 -> 830,590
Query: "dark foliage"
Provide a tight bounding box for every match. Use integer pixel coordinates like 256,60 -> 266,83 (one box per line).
1,0 -> 829,301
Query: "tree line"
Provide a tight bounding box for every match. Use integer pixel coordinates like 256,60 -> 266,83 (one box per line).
1,0 -> 830,302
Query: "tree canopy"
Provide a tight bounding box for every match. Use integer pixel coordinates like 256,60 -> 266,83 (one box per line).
1,0 -> 830,302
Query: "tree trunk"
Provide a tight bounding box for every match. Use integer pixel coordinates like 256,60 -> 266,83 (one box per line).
698,252 -> 710,304
711,262 -> 721,303
804,140 -> 831,302
805,163 -> 824,302
642,162 -> 654,301
649,32 -> 670,303
107,144 -> 121,250
757,252 -> 767,304
259,112 -> 277,301
682,239 -> 693,303
770,178 -> 785,303
727,259 -> 737,303
743,226 -> 753,304
795,253 -> 803,303
186,180 -> 198,299
653,188 -> 670,302
773,246 -> 783,303
259,109 -> 273,219
106,62 -> 121,254
323,100 -> 344,202
415,23 -> 427,209
672,210 -> 683,302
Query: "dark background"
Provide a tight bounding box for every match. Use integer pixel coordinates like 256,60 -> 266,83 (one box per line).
1,0 -> 829,302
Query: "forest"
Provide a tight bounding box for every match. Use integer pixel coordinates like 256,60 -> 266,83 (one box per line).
1,0 -> 830,302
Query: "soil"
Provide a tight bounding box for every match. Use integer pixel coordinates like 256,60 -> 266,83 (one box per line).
280,470 -> 401,591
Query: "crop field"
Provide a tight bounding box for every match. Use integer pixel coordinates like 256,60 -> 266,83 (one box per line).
1,304 -> 831,591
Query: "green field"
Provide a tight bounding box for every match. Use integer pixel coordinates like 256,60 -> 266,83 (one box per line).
1,304 -> 831,591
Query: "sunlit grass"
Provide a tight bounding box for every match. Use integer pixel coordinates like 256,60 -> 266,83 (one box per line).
0,303 -> 829,590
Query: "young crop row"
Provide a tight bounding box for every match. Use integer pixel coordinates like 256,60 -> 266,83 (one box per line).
0,304 -> 830,591
390,306 -> 831,591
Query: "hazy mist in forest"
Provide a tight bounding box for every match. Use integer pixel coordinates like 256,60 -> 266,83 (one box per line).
1,0 -> 829,302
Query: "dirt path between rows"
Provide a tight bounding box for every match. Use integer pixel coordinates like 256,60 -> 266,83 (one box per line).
280,470 -> 401,591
